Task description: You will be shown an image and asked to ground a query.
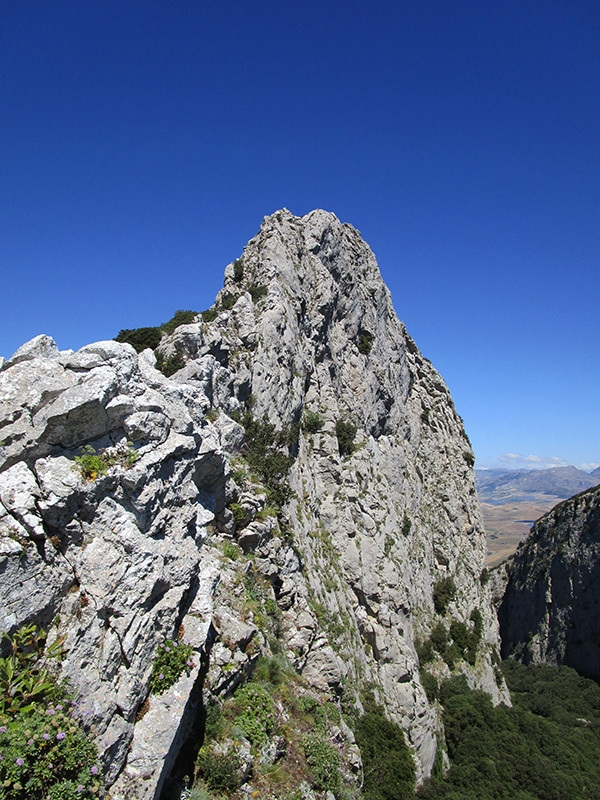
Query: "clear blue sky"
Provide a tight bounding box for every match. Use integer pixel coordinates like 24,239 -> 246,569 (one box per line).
1,0 -> 598,470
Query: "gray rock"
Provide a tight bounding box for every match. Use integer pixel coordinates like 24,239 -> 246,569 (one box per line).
0,209 -> 506,795
499,485 -> 600,679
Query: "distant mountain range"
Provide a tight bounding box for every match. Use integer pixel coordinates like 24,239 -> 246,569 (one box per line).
476,466 -> 600,505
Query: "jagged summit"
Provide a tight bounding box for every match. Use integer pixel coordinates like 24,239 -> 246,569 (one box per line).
0,211 -> 504,797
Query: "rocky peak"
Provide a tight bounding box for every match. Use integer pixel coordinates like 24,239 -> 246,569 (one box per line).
0,209 -> 505,797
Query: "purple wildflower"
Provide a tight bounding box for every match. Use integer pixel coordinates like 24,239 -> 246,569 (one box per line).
77,786 -> 84,793
43,733 -> 50,741
56,704 -> 63,711
90,765 -> 99,775
0,726 -> 6,733
159,673 -> 164,680
165,647 -> 171,653
56,732 -> 66,741
28,738 -> 34,746
47,708 -> 55,716
16,757 -> 24,766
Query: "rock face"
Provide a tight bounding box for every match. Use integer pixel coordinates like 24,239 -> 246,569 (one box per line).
0,209 -> 505,797
499,485 -> 600,680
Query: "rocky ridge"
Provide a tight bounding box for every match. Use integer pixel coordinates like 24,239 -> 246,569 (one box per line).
498,484 -> 600,680
1,209 -> 505,798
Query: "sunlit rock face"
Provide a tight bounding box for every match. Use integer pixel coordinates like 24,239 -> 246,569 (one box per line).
499,485 -> 600,680
0,209 -> 505,797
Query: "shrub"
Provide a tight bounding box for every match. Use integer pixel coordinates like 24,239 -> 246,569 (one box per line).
240,412 -> 293,507
433,577 -> 456,615
463,450 -> 475,467
73,442 -> 138,481
233,683 -> 276,749
419,664 -> 600,799
201,307 -> 218,322
149,638 -> 195,695
302,734 -> 341,794
220,540 -> 241,561
229,502 -> 249,530
421,671 -> 440,704
248,284 -> 268,303
0,626 -> 103,800
303,410 -> 325,434
402,513 -> 412,537
0,703 -> 103,799
232,258 -> 244,282
0,625 -> 64,715
115,326 -> 162,353
155,351 -> 185,376
358,330 -> 374,355
220,293 -> 237,310
160,309 -> 197,335
335,418 -> 357,457
355,698 -> 416,800
196,747 -> 241,791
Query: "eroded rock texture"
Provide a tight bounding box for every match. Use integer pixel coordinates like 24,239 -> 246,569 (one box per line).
499,485 -> 600,680
0,209 -> 505,798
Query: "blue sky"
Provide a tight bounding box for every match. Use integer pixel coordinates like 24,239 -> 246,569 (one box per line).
1,0 -> 598,470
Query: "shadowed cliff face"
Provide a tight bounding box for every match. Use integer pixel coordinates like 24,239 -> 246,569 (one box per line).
0,209 -> 505,796
499,485 -> 600,680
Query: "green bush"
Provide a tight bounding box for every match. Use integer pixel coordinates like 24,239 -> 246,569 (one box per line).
355,698 -> 416,800
302,734 -> 341,793
232,258 -> 244,282
196,747 -> 241,791
420,671 -> 440,704
220,293 -> 237,310
419,663 -> 600,799
160,309 -> 197,335
433,577 -> 456,615
248,284 -> 268,303
0,625 -> 64,715
155,351 -> 185,376
73,442 -> 138,481
220,540 -> 241,561
335,419 -> 357,457
402,513 -> 412,537
0,703 -> 103,799
114,309 -> 197,353
240,412 -> 293,507
0,626 -> 103,800
201,307 -> 218,322
115,326 -> 162,353
358,330 -> 374,355
149,638 -> 195,695
303,410 -> 325,434
233,683 -> 276,749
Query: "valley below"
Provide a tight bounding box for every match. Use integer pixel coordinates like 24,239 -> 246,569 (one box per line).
482,500 -> 558,566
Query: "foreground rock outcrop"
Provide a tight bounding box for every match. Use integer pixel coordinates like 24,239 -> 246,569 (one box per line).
0,209 -> 506,798
499,484 -> 600,680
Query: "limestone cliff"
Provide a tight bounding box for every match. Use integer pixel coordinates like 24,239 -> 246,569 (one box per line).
0,209 -> 505,798
499,484 -> 600,680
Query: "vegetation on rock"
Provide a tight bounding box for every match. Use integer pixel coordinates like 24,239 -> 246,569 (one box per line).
335,418 -> 357,457
0,625 -> 103,800
355,696 -> 416,800
418,662 -> 600,800
73,441 -> 138,481
149,638 -> 195,695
